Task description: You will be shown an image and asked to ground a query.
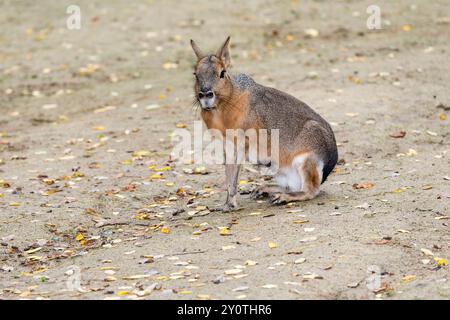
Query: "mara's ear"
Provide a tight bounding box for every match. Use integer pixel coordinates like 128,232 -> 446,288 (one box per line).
190,39 -> 204,60
216,36 -> 231,68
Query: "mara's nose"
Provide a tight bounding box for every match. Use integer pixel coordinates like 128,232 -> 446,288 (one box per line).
198,91 -> 214,99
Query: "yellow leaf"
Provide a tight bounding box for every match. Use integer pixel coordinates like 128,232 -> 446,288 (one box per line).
165,182 -> 175,187
27,256 -> 42,261
238,180 -> 249,185
285,34 -> 294,41
193,167 -> 207,174
160,227 -> 170,234
35,29 -> 49,41
117,291 -> 130,296
75,233 -> 84,241
268,241 -> 278,249
440,114 -> 447,120
402,24 -> 412,32
178,291 -> 193,295
79,64 -> 101,76
133,150 -> 152,157
135,212 -> 149,220
122,159 -> 133,165
402,275 -> 416,283
162,62 -> 178,70
219,227 -> 230,236
9,202 -> 20,207
434,257 -> 449,267
175,123 -> 186,128
293,220 -> 309,224
154,166 -> 172,172
348,75 -> 361,85
42,179 -> 55,185
150,174 -> 163,180
45,189 -> 59,196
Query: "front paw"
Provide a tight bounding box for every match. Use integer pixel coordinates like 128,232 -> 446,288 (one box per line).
209,202 -> 238,212
221,202 -> 238,212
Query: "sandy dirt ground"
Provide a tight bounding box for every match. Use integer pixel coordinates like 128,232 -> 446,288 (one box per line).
0,0 -> 450,300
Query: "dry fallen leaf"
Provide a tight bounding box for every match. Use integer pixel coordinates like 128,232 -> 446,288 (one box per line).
222,245 -> 235,251
402,24 -> 412,32
352,182 -> 375,190
160,227 -> 170,234
25,247 -> 42,254
261,284 -> 277,289
293,219 -> 309,224
225,269 -> 243,275
122,274 -> 151,280
402,275 -> 416,283
303,273 -> 323,280
219,227 -> 230,236
245,260 -> 257,266
421,248 -> 434,256
75,233 -> 84,241
434,257 -> 449,267
268,241 -> 278,249
389,130 -> 406,138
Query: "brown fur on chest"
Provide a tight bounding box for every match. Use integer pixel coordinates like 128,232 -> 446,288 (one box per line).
201,91 -> 252,134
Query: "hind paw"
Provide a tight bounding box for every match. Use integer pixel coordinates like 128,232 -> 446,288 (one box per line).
270,193 -> 289,205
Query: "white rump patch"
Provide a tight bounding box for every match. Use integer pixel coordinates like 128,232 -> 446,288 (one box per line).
274,154 -> 323,192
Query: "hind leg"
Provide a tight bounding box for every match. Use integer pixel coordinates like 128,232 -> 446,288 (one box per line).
271,156 -> 321,205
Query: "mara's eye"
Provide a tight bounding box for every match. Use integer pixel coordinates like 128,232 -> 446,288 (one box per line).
220,70 -> 226,78
193,72 -> 197,76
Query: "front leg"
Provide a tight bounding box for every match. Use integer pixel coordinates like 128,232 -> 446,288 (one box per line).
222,163 -> 241,212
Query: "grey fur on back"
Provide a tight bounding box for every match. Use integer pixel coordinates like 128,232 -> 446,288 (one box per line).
231,73 -> 256,90
232,73 -> 338,183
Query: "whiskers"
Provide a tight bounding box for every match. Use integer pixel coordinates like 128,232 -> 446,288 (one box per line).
216,92 -> 240,112
191,98 -> 201,114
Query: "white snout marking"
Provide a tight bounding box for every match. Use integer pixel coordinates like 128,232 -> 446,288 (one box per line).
200,97 -> 216,109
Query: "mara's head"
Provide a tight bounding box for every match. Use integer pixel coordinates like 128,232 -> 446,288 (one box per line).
190,36 -> 232,111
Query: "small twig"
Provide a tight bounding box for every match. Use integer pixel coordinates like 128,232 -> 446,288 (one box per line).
96,221 -> 131,228
170,250 -> 207,256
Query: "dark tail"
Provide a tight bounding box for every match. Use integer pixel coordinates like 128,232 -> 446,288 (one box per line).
321,145 -> 338,184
